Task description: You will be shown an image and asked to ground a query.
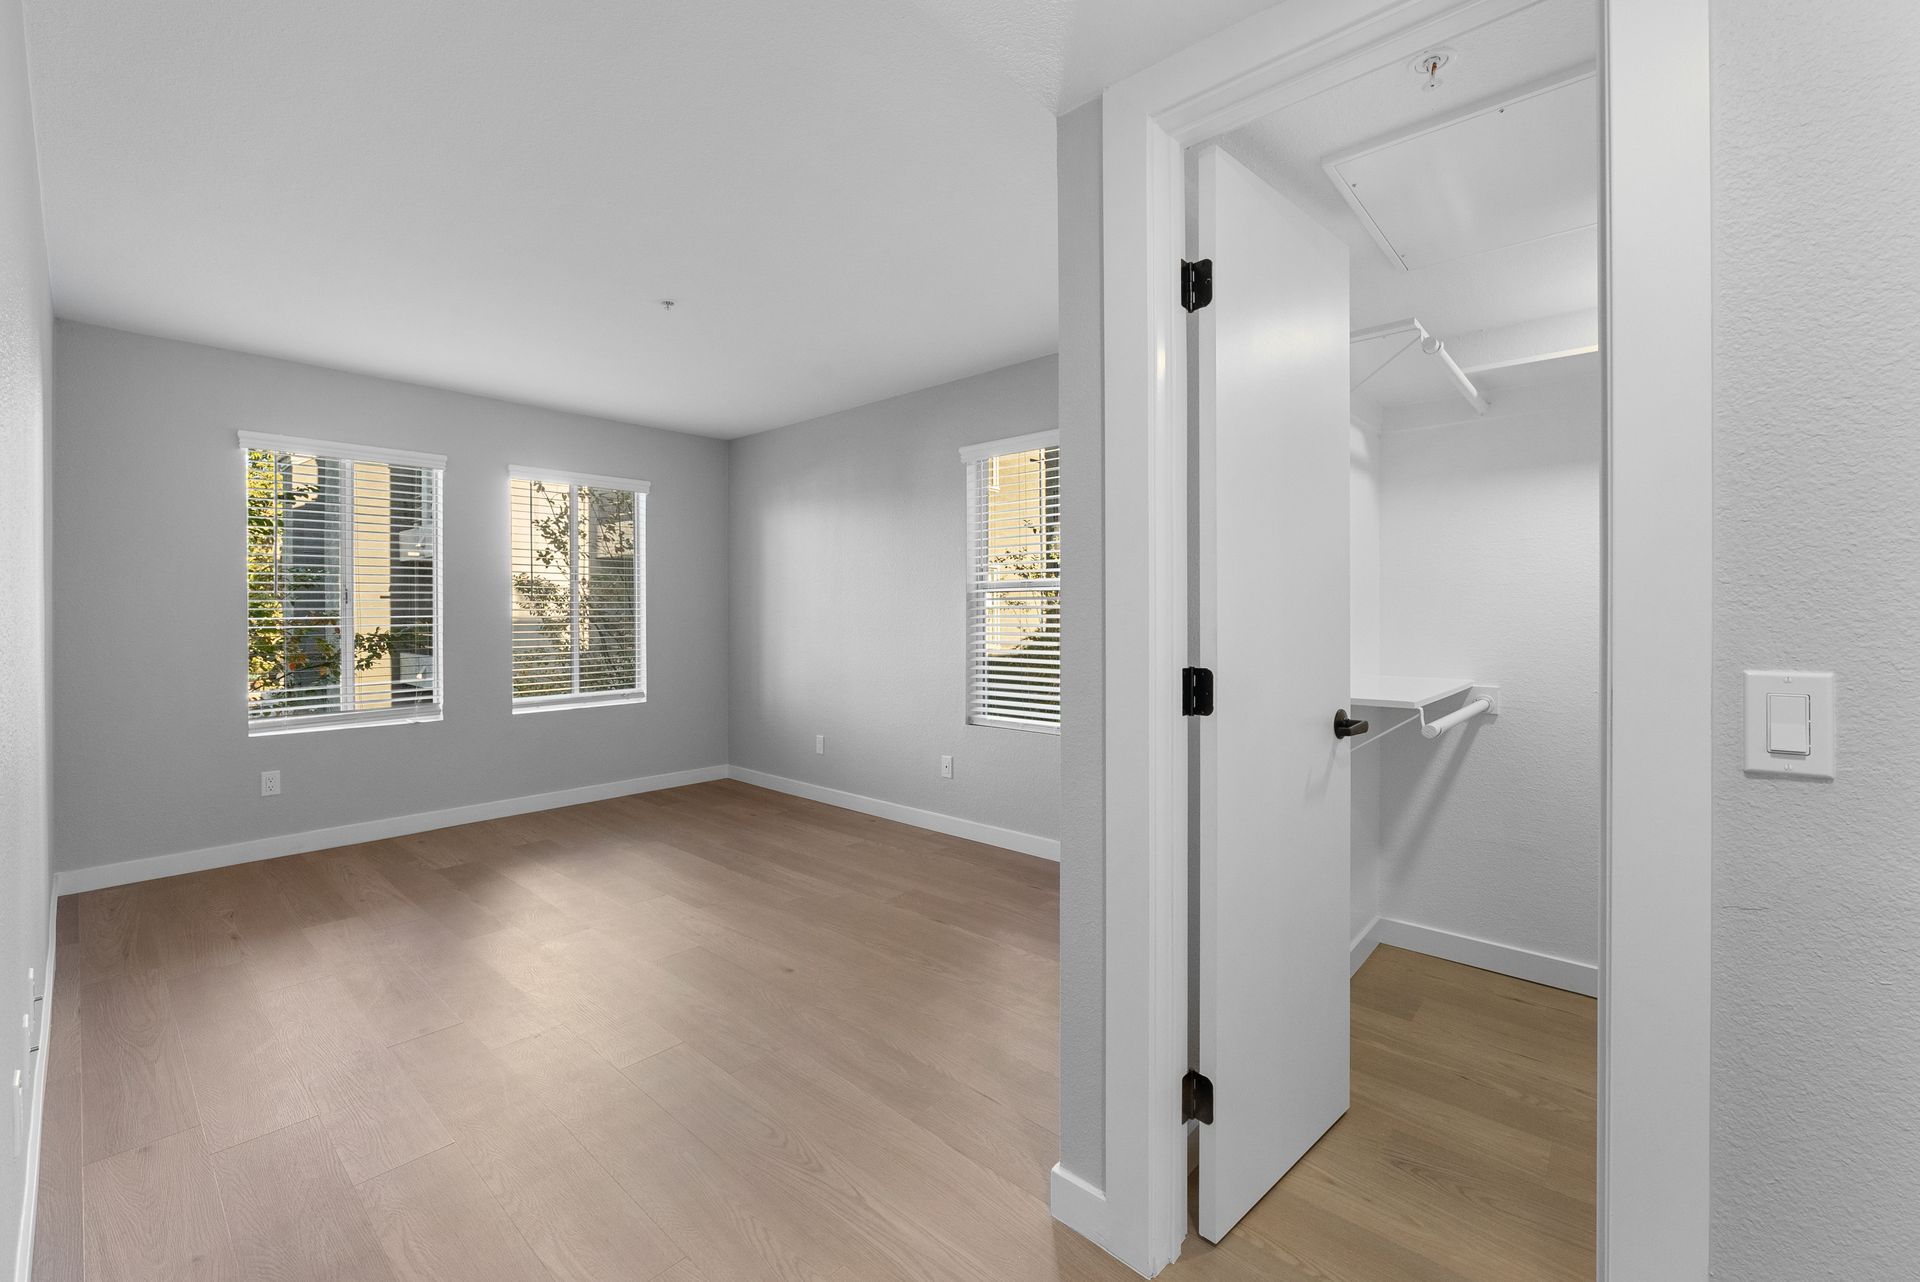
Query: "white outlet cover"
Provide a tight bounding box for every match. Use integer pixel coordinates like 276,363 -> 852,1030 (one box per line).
1743,670 -> 1836,780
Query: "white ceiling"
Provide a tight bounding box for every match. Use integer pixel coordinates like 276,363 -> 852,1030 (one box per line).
24,1 -> 1055,437
1218,0 -> 1600,411
22,0 -> 1295,437
907,0 -> 1287,112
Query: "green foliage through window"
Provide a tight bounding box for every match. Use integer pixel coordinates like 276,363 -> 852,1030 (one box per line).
246,447 -> 438,722
511,478 -> 642,700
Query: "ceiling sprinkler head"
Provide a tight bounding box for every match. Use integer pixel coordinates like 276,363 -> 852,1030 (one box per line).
1410,49 -> 1452,91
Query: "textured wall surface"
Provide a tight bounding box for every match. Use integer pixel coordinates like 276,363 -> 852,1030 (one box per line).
1055,98 -> 1105,1183
1374,372 -> 1601,965
727,356 -> 1061,842
0,0 -> 52,1266
51,323 -> 730,875
1711,4 -> 1920,1274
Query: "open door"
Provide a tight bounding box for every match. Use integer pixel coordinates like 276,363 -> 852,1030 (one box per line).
1194,144 -> 1352,1242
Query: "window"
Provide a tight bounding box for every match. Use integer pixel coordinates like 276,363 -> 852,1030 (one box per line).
963,432 -> 1060,731
509,468 -> 647,710
242,433 -> 443,733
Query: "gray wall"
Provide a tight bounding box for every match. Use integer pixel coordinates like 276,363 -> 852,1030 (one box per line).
1711,4 -> 1920,1274
1056,97 -> 1105,1185
727,355 -> 1061,843
1,0 -> 53,1266
51,323 -> 730,876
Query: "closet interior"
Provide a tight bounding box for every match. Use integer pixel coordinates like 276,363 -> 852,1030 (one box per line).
1191,0 -> 1602,1274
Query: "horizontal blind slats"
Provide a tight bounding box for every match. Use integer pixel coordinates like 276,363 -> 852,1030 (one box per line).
511,476 -> 646,702
966,445 -> 1060,729
247,447 -> 440,727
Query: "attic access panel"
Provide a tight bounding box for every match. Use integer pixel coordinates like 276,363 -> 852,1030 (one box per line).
1325,71 -> 1597,271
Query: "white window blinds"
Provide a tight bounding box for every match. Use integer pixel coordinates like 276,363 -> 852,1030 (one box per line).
962,432 -> 1061,731
509,468 -> 648,709
242,433 -> 444,733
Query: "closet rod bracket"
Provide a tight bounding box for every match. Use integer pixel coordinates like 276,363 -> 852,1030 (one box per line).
1418,684 -> 1500,738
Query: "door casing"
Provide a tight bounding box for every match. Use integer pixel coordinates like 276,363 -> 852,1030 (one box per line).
1066,0 -> 1712,1275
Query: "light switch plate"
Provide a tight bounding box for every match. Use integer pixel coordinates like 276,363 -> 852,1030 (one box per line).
1744,670 -> 1835,779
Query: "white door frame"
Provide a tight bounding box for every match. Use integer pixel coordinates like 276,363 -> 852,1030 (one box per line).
1088,0 -> 1710,1275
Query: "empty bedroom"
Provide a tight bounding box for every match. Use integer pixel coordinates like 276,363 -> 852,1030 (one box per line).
4,3 -> 1919,1282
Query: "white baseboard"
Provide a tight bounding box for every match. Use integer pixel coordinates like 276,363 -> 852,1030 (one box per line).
1049,1162 -> 1109,1248
53,764 -> 731,895
727,767 -> 1060,862
14,898 -> 57,1282
1350,916 -> 1382,975
50,762 -> 1058,896
1372,916 -> 1598,997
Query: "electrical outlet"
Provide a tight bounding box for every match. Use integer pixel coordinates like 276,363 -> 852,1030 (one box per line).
814,735 -> 825,755
940,754 -> 953,779
260,769 -> 281,797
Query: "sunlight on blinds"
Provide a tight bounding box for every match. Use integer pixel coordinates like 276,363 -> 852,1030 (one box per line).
966,443 -> 1060,730
510,472 -> 647,706
244,437 -> 441,730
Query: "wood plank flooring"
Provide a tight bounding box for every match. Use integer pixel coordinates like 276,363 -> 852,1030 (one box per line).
31,779 -> 1594,1281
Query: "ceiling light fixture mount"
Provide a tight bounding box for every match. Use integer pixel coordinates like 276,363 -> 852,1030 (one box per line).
1409,48 -> 1453,91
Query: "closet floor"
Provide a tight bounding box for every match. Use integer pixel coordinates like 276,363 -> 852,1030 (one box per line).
29,780 -> 1593,1282
1167,945 -> 1599,1282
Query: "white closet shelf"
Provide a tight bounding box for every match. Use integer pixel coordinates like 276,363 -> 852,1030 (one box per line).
1350,675 -> 1475,709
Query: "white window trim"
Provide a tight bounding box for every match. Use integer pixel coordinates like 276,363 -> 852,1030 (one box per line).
510,691 -> 649,715
508,466 -> 649,711
248,707 -> 444,736
959,430 -> 1059,464
964,430 -> 1061,734
970,712 -> 1060,736
507,464 -> 652,495
238,431 -> 446,472
241,432 -> 446,736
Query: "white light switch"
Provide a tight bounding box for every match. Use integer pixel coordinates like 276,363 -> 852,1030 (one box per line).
1765,693 -> 1812,756
1745,670 -> 1835,779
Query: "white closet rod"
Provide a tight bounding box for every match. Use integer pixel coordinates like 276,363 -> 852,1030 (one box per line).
1350,317 -> 1489,415
1420,696 -> 1493,739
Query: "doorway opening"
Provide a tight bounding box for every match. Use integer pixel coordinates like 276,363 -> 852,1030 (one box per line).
1064,0 -> 1712,1276
1185,2 -> 1601,1273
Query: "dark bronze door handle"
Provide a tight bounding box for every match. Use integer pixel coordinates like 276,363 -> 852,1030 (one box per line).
1334,710 -> 1369,739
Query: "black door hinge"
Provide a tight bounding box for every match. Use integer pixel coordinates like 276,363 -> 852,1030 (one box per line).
1181,258 -> 1213,313
1183,1070 -> 1214,1125
1182,666 -> 1214,717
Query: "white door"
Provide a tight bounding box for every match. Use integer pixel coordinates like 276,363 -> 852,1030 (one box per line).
1194,144 -> 1352,1243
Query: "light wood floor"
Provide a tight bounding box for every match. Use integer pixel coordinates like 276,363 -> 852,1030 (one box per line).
31,779 -> 1593,1281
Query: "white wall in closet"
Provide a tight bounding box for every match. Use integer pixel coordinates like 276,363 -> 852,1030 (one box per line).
1355,360 -> 1600,986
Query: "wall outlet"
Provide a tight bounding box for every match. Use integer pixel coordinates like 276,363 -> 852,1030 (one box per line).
814,735 -> 825,755
940,754 -> 953,779
260,769 -> 281,797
